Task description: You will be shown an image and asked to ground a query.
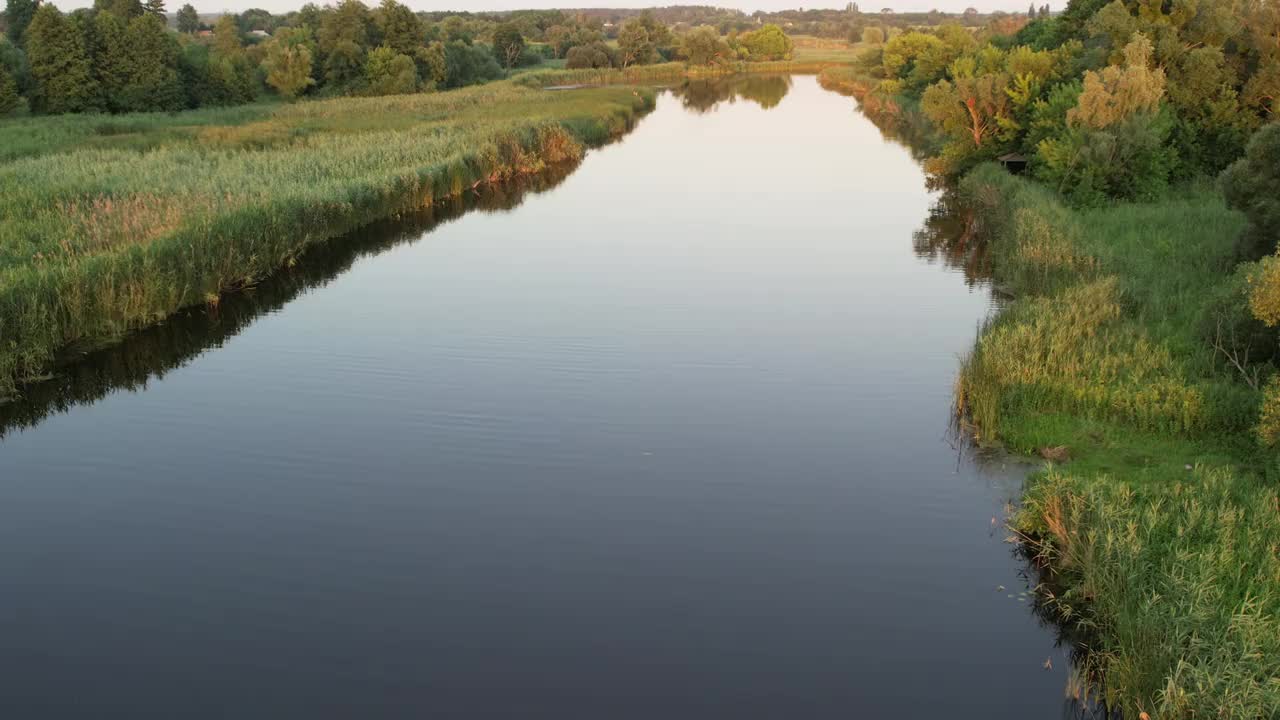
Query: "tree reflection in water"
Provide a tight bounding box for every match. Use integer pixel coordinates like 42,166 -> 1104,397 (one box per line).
673,74 -> 793,113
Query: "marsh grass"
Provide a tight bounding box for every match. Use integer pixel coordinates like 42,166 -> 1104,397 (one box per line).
955,164 -> 1278,716
0,81 -> 655,395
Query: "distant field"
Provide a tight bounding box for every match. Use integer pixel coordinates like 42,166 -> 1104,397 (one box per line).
790,36 -> 864,64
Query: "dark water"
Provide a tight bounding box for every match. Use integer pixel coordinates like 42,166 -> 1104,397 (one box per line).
0,76 -> 1084,718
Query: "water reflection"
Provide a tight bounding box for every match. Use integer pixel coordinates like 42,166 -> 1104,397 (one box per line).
912,186 -> 993,288
673,74 -> 792,113
0,166 -> 576,439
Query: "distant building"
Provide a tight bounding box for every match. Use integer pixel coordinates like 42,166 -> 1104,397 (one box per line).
248,29 -> 270,38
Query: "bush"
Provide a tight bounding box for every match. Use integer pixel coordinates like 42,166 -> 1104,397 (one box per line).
1220,123 -> 1280,260
565,42 -> 617,70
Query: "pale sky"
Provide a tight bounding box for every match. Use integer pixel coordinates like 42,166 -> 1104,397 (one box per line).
48,0 -> 1053,17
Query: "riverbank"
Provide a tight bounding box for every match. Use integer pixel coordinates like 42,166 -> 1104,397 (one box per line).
821,53 -> 1279,714
957,166 -> 1278,715
0,82 -> 654,397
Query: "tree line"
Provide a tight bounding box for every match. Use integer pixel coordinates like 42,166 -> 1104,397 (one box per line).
850,0 -> 1278,206
0,1 -> 801,116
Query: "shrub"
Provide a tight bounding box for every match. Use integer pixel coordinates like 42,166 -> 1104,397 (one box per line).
1220,123 -> 1280,260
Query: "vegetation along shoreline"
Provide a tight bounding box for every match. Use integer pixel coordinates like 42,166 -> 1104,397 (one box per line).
3,0 -> 1280,715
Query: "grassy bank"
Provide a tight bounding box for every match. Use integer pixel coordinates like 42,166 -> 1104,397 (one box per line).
0,81 -> 654,397
955,165 -> 1278,716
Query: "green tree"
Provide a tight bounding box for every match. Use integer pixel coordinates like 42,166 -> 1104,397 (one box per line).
323,39 -> 364,88
564,40 -> 615,69
416,40 -> 445,87
0,63 -> 19,114
616,18 -> 653,67
1221,123 -> 1280,259
142,0 -> 165,20
263,30 -> 315,98
363,44 -> 415,94
120,13 -> 183,111
93,10 -> 131,110
861,26 -> 885,44
741,23 -> 793,61
441,38 -> 501,88
921,68 -> 1012,153
94,0 -> 144,20
5,0 -> 40,45
374,0 -> 420,56
212,14 -> 242,57
679,26 -> 731,66
491,21 -> 524,69
1068,33 -> 1165,129
24,4 -> 100,113
318,0 -> 370,54
175,3 -> 199,33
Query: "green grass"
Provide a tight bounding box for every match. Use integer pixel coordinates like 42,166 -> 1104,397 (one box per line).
954,165 -> 1278,717
0,80 -> 655,396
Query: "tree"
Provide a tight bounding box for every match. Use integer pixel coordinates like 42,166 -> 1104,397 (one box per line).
441,39 -> 500,88
94,0 -> 144,20
363,44 -> 415,94
491,22 -> 524,69
318,0 -> 370,54
616,18 -> 653,67
741,23 -> 793,61
881,31 -> 944,84
5,0 -> 40,45
564,41 -> 615,69
1221,123 -> 1280,260
374,0 -> 420,56
1068,33 -> 1165,130
0,63 -> 18,114
142,0 -> 164,20
416,40 -> 445,87
175,3 -> 199,33
212,14 -> 242,57
922,69 -> 1012,150
93,9 -> 131,110
862,26 -> 884,44
679,26 -> 731,66
24,4 -> 100,113
262,26 -> 314,98
120,13 -> 183,111
323,39 -> 364,88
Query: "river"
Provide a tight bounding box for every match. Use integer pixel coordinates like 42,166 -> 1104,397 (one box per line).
0,75 -> 1084,718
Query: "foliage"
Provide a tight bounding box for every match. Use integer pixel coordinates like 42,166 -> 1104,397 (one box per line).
565,41 -> 616,70
741,24 -> 793,61
24,5 -> 101,114
1220,123 -> 1280,259
492,22 -> 525,70
5,0 -> 40,45
1067,34 -> 1164,130
176,3 -> 200,34
679,26 -> 733,66
363,45 -> 416,95
0,63 -> 18,115
263,28 -> 316,99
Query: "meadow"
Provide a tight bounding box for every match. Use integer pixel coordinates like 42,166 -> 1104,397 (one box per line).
0,81 -> 655,396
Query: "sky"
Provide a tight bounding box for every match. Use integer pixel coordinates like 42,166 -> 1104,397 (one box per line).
48,0 -> 1053,17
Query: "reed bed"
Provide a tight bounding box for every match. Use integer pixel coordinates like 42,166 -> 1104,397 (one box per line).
954,164 -> 1276,716
0,81 -> 655,395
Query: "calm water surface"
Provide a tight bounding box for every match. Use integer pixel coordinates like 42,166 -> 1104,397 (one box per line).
1,76 -> 1081,717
